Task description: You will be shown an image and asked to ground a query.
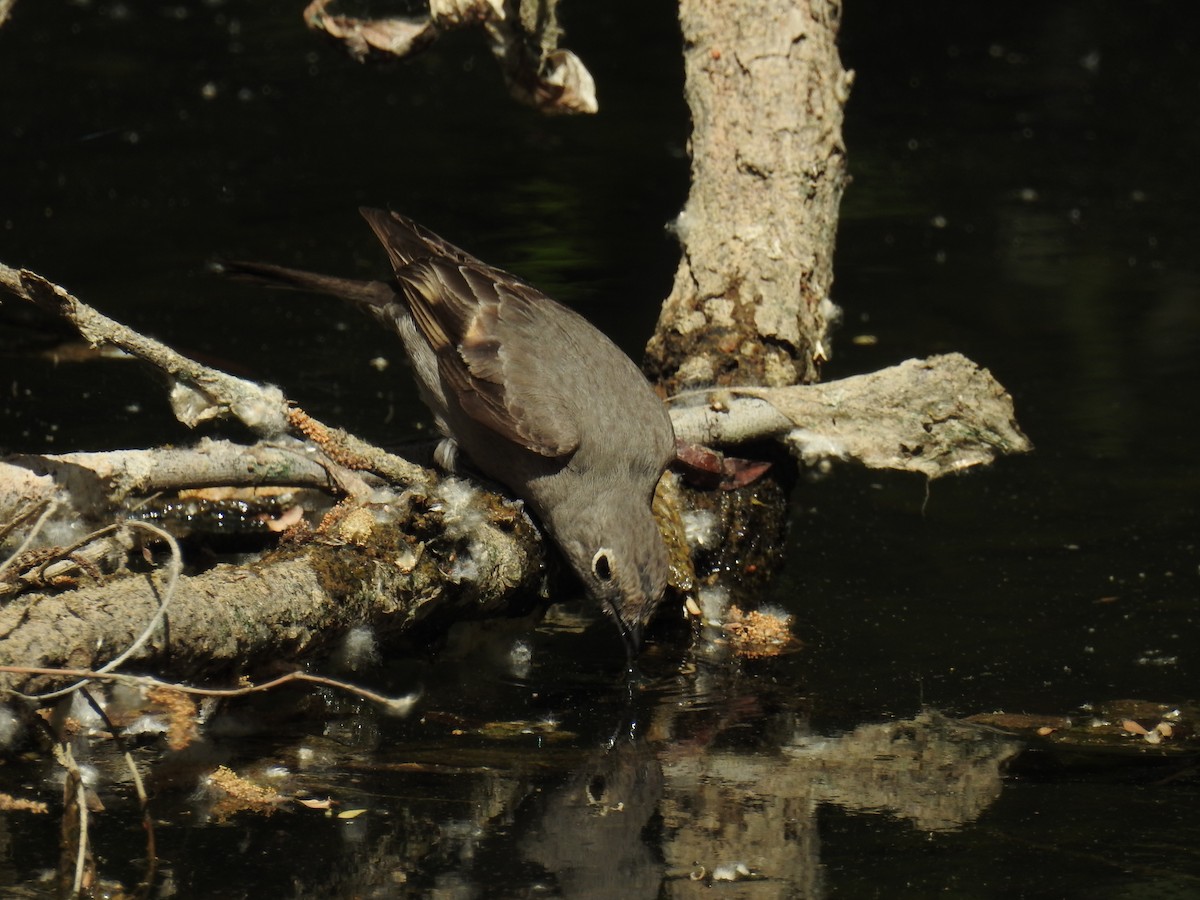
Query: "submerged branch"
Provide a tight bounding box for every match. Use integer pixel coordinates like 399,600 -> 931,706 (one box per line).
1,664 -> 420,715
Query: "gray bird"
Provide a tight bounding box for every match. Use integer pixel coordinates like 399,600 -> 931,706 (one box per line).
224,208 -> 675,646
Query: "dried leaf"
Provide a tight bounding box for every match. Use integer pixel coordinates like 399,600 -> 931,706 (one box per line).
263,504 -> 304,532
304,0 -> 436,61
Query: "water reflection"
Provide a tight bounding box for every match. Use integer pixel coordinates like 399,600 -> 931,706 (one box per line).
146,639 -> 1018,897
319,652 -> 1019,897
2,613 -> 1188,898
520,736 -> 664,898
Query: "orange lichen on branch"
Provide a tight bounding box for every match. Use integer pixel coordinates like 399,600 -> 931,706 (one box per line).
285,407 -> 431,489
722,605 -> 800,658
146,686 -> 200,751
287,408 -> 371,470
207,766 -> 285,820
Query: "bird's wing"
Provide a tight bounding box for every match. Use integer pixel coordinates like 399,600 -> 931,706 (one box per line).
359,207 -> 478,268
400,263 -> 583,459
361,207 -> 581,458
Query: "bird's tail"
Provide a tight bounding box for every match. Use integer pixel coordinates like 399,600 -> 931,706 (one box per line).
215,259 -> 395,311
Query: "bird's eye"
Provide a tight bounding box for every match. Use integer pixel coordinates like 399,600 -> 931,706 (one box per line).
591,549 -> 614,581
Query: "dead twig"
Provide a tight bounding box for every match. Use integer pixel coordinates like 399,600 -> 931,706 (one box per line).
0,263 -> 430,488
0,498 -> 58,579
0,496 -> 50,546
78,688 -> 158,898
1,665 -> 421,717
19,520 -> 184,703
126,744 -> 156,898
303,0 -> 597,115
54,740 -> 93,897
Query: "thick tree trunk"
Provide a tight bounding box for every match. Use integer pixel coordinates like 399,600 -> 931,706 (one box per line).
646,0 -> 852,393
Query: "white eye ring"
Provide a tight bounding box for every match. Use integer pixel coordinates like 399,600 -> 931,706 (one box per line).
591,548 -> 614,581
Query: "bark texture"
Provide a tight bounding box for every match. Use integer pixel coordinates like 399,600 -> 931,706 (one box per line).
646,0 -> 852,392
0,486 -> 548,698
0,440 -> 349,527
671,353 -> 1032,479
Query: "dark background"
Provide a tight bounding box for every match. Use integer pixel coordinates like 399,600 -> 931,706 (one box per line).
1,1 -> 1196,894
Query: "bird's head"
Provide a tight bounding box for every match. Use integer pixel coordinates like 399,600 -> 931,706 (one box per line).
551,490 -> 670,651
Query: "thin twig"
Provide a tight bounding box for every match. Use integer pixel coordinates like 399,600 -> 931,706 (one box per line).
53,741 -> 91,897
32,521 -> 120,585
27,520 -> 184,702
2,665 -> 420,716
79,688 -> 157,898
0,496 -> 48,545
1,262 -> 291,436
127,742 -> 157,900
0,263 -> 432,487
0,498 -> 59,579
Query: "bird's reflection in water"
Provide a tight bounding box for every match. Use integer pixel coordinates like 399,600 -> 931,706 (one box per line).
517,734 -> 665,898
438,647 -> 1022,898
119,622 -> 1023,898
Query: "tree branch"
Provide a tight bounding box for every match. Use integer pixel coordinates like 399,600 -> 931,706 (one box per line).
1,253 -> 1029,695
302,0 -> 597,114
0,486 -> 547,698
646,0 -> 852,390
672,353 -> 1032,479
0,262 -> 431,488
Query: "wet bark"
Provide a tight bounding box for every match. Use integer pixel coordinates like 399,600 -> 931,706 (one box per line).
0,485 -> 547,699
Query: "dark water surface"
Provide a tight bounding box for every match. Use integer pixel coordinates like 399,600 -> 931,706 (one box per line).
2,1 -> 1197,897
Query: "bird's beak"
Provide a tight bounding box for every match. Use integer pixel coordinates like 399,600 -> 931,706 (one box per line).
606,597 -> 644,661
622,620 -> 643,657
